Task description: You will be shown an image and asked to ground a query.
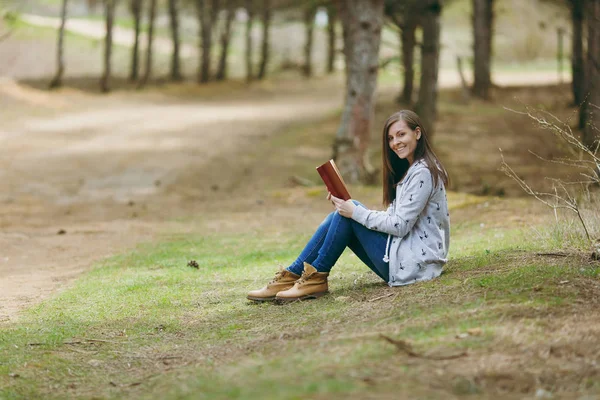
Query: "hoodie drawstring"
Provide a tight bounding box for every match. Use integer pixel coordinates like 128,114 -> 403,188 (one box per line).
383,234 -> 391,263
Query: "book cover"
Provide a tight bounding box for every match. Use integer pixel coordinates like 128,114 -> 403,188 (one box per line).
316,159 -> 351,201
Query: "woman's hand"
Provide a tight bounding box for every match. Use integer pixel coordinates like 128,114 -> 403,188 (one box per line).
328,192 -> 356,218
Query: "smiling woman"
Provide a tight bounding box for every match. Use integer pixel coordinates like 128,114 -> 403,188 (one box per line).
247,110 -> 450,303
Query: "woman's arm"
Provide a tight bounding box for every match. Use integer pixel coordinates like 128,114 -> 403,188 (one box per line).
351,168 -> 433,237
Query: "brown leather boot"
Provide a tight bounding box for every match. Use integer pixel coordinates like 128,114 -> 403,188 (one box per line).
247,267 -> 300,302
275,262 -> 329,302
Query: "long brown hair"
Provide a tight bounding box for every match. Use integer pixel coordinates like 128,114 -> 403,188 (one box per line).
382,110 -> 449,206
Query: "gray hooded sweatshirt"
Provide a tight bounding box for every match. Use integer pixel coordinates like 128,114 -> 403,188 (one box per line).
351,160 -> 450,286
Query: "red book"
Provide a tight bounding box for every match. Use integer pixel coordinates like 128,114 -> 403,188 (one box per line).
316,159 -> 351,201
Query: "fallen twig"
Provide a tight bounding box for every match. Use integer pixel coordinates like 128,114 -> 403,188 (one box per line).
368,292 -> 394,302
535,252 -> 569,257
380,334 -> 468,360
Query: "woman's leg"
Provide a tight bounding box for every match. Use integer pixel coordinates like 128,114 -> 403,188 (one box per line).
311,210 -> 389,280
286,211 -> 335,275
348,236 -> 389,282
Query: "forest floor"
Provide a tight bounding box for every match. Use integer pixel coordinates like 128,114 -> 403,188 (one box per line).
1,75 -> 599,399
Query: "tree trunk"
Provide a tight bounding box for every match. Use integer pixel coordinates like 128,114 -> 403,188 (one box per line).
257,0 -> 271,80
399,16 -> 417,104
50,0 -> 68,89
196,0 -> 218,83
129,0 -> 142,82
333,0 -> 385,184
216,0 -> 234,81
140,0 -> 157,87
168,0 -> 183,81
326,4 -> 337,74
415,0 -> 442,137
583,0 -> 600,150
472,0 -> 493,99
571,0 -> 585,106
245,0 -> 254,82
303,5 -> 316,77
100,0 -> 115,93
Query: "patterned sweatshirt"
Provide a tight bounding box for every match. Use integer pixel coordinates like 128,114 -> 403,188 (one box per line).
351,160 -> 450,286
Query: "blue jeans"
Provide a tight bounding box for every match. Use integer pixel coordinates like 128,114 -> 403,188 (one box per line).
286,202 -> 389,282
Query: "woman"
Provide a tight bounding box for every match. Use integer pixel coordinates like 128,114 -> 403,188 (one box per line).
247,110 -> 450,302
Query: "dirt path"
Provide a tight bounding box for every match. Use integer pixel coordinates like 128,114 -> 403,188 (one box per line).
0,77 -> 343,322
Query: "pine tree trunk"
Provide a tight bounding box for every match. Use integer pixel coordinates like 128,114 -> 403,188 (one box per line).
399,16 -> 417,104
197,0 -> 218,83
472,0 -> 493,99
216,0 -> 234,81
415,0 -> 442,137
140,0 -> 157,87
583,0 -> 600,150
168,0 -> 183,81
50,0 -> 68,89
100,0 -> 115,93
571,0 -> 585,106
326,4 -> 336,74
303,5 -> 316,77
245,0 -> 254,82
129,0 -> 142,82
257,0 -> 271,80
333,0 -> 384,184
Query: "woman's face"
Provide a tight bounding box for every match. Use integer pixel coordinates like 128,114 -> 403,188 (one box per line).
387,119 -> 421,165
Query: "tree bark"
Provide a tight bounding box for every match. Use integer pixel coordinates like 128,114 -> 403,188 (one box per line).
399,16 -> 417,104
583,0 -> 600,150
50,0 -> 68,89
257,0 -> 271,80
196,0 -> 219,83
216,0 -> 234,81
472,0 -> 493,99
140,0 -> 157,87
129,0 -> 142,82
100,0 -> 115,93
303,5 -> 317,77
168,0 -> 183,81
415,0 -> 442,137
245,0 -> 254,82
571,0 -> 585,106
326,4 -> 337,74
333,0 -> 384,184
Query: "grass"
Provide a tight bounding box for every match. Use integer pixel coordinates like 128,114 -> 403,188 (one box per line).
1,218 -> 598,399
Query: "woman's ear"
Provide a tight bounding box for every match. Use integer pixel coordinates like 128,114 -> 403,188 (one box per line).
415,127 -> 421,140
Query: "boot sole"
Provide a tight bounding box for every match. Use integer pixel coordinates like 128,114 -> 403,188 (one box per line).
247,295 -> 277,302
275,291 -> 329,303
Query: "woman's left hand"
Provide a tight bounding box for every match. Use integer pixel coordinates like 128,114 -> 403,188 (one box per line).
329,194 -> 356,218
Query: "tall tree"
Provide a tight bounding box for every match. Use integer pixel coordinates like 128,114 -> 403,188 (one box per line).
583,0 -> 600,149
257,0 -> 271,80
303,3 -> 317,77
129,0 -> 142,82
326,3 -> 337,74
168,0 -> 183,81
571,0 -> 585,106
472,0 -> 493,99
415,0 -> 442,137
50,0 -> 68,89
196,0 -> 219,83
245,0 -> 254,82
140,0 -> 157,87
100,0 -> 116,93
333,0 -> 385,184
384,0 -> 419,104
216,0 -> 235,81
